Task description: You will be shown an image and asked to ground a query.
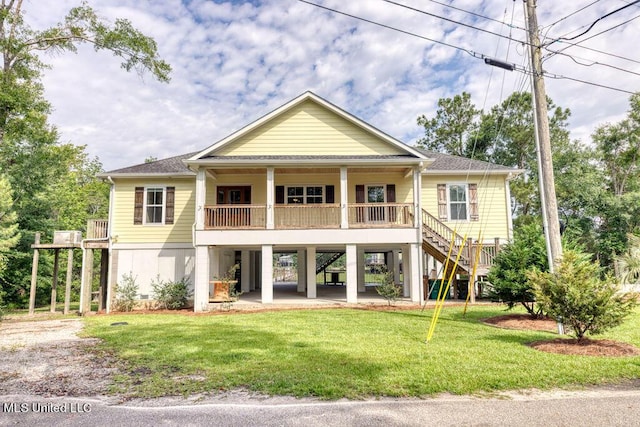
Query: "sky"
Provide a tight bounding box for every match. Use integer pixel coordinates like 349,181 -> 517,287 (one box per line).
26,0 -> 640,171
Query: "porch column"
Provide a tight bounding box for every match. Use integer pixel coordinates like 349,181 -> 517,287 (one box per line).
357,247 -> 365,292
266,167 -> 275,230
261,245 -> 273,303
402,246 -> 410,298
306,246 -> 317,298
340,166 -> 348,228
241,250 -> 251,293
250,251 -> 257,291
193,245 -> 210,312
195,168 -> 206,229
409,243 -> 423,303
346,244 -> 358,303
413,165 -> 423,231
297,249 -> 306,293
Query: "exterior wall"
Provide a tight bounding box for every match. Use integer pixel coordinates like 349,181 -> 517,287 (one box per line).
216,100 -> 406,156
421,174 -> 511,240
112,178 -> 195,244
111,245 -> 195,299
348,171 -> 413,203
206,173 -> 266,204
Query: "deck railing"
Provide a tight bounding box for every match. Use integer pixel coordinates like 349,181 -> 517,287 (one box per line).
347,203 -> 414,228
204,205 -> 267,229
86,219 -> 108,239
203,203 -> 415,229
274,204 -> 341,229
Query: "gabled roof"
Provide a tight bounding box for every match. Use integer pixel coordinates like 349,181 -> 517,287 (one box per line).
185,91 -> 428,165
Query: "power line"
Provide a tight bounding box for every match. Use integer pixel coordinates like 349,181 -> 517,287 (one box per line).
297,0 -> 636,95
551,39 -> 640,65
546,0 -> 640,46
547,50 -> 640,78
543,0 -> 603,31
381,0 -> 530,47
423,0 -> 527,32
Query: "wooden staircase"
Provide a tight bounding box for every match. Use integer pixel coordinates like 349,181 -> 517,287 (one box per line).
421,209 -> 498,277
315,252 -> 344,274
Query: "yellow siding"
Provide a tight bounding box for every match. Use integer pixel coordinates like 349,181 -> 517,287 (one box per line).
421,174 -> 510,240
216,100 -> 406,156
348,171 -> 413,203
206,174 -> 267,205
112,178 -> 195,244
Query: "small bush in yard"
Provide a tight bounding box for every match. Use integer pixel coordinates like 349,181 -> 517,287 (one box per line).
376,267 -> 402,306
113,273 -> 139,312
152,277 -> 192,310
528,249 -> 639,341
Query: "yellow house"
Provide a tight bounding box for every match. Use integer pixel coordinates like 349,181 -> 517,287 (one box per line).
95,92 -> 519,312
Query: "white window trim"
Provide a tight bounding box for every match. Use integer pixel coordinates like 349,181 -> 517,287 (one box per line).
447,183 -> 469,222
143,186 -> 166,225
285,185 -> 325,204
365,184 -> 387,203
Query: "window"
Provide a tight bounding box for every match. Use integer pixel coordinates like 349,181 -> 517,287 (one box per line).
286,186 -> 323,204
436,183 -> 478,222
146,187 -> 164,224
134,186 -> 175,225
449,184 -> 468,221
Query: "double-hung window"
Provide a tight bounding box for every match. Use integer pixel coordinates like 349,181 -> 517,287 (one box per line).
286,186 -> 324,204
448,184 -> 468,221
436,183 -> 479,222
134,186 -> 175,225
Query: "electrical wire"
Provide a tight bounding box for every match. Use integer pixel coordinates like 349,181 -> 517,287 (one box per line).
381,0 -> 530,47
544,50 -> 640,78
542,0 -> 603,31
424,0 -> 527,32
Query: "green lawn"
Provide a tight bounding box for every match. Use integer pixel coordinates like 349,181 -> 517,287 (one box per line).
83,306 -> 640,399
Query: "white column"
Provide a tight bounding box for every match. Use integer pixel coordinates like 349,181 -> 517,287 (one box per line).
195,168 -> 206,229
297,249 -> 306,293
261,245 -> 273,303
409,243 -> 423,303
357,247 -> 365,292
193,245 -> 210,312
306,247 -> 317,298
340,166 -> 348,229
414,165 -> 422,233
250,251 -> 257,291
266,167 -> 275,229
346,244 -> 358,303
402,245 -> 410,298
241,250 -> 251,293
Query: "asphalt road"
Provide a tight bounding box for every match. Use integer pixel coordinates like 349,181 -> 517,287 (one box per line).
2,387 -> 640,427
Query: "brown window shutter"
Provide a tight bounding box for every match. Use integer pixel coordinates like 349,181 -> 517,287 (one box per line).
134,187 -> 144,224
386,184 -> 396,203
355,185 -> 365,203
469,183 -> 479,221
165,187 -> 175,224
275,186 -> 285,204
437,184 -> 447,220
325,185 -> 335,204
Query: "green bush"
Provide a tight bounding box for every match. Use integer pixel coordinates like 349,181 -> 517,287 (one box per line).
375,267 -> 401,306
112,273 -> 139,312
528,249 -> 639,341
487,223 -> 548,317
151,277 -> 192,310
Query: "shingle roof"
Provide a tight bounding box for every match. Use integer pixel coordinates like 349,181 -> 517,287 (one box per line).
101,152 -> 197,176
416,148 -> 517,173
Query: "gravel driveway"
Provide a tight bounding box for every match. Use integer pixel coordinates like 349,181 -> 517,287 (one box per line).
0,318 -> 118,397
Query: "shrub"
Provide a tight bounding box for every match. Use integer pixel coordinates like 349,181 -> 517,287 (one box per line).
151,277 -> 192,310
528,249 -> 639,341
112,273 -> 139,312
487,223 -> 548,318
375,267 -> 402,306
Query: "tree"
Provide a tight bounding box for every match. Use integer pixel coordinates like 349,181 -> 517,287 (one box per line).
0,1 -> 171,307
617,234 -> 640,284
487,223 -> 548,318
417,92 -> 480,157
0,174 -> 19,276
529,249 -> 638,341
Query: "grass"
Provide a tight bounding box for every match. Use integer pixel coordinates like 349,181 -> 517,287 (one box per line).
82,306 -> 640,399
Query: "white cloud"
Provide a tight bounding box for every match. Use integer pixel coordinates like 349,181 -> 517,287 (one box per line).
22,0 -> 640,170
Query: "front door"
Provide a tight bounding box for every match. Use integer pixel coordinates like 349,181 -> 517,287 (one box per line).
217,186 -> 251,227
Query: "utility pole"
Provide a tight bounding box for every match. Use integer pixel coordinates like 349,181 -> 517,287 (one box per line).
523,0 -> 563,272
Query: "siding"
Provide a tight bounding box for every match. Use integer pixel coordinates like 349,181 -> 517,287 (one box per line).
348,171 -> 413,203
421,174 -> 510,240
112,178 -> 195,243
216,100 -> 406,156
